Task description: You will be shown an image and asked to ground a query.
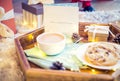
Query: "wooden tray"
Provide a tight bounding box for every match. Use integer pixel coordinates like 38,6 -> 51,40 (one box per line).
15,26 -> 120,81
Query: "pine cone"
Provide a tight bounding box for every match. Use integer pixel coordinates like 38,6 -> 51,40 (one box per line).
112,33 -> 120,44
72,33 -> 80,43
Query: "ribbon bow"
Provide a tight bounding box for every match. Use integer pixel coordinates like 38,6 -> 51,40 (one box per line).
0,6 -> 14,37
84,25 -> 115,41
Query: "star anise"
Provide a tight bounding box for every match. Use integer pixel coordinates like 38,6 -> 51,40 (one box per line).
50,61 -> 65,70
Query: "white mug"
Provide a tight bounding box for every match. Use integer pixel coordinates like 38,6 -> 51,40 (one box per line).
36,32 -> 66,55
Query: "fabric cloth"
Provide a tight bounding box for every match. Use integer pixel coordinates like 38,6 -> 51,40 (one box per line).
24,43 -> 84,71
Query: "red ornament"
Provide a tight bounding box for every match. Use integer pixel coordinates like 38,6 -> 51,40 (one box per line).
71,0 -> 92,8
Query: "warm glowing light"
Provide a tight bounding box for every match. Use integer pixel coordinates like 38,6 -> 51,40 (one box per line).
28,34 -> 34,40
23,21 -> 28,26
112,68 -> 117,71
32,22 -> 37,26
89,37 -> 96,42
90,24 -> 100,26
32,21 -> 37,28
91,69 -> 97,74
91,39 -> 95,42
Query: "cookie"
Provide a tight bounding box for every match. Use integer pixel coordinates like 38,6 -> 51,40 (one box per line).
85,42 -> 119,66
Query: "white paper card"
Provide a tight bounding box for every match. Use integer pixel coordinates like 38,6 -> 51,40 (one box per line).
43,3 -> 79,35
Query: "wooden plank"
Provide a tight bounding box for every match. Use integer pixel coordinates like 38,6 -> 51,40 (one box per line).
26,68 -> 113,81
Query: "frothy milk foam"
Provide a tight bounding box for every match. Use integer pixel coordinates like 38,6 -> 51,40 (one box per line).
38,33 -> 64,43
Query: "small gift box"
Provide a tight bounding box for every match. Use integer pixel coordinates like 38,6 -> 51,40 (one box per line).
85,26 -> 110,42
22,2 -> 43,29
0,0 -> 16,33
79,22 -> 109,37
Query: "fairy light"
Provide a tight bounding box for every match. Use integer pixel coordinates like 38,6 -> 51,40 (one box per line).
90,24 -> 100,26
28,34 -> 34,40
22,20 -> 37,29
32,21 -> 37,28
112,68 -> 117,72
22,21 -> 28,26
92,39 -> 95,42
32,21 -> 37,25
91,69 -> 97,74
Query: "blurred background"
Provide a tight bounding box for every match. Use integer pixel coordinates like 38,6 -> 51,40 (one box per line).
12,0 -> 120,13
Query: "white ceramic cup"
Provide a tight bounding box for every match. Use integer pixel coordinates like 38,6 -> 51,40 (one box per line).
36,32 -> 66,55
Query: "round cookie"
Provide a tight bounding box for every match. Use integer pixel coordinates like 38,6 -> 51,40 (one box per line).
85,42 -> 119,66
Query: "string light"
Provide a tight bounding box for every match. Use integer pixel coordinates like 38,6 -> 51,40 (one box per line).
28,34 -> 34,40
91,69 -> 97,74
